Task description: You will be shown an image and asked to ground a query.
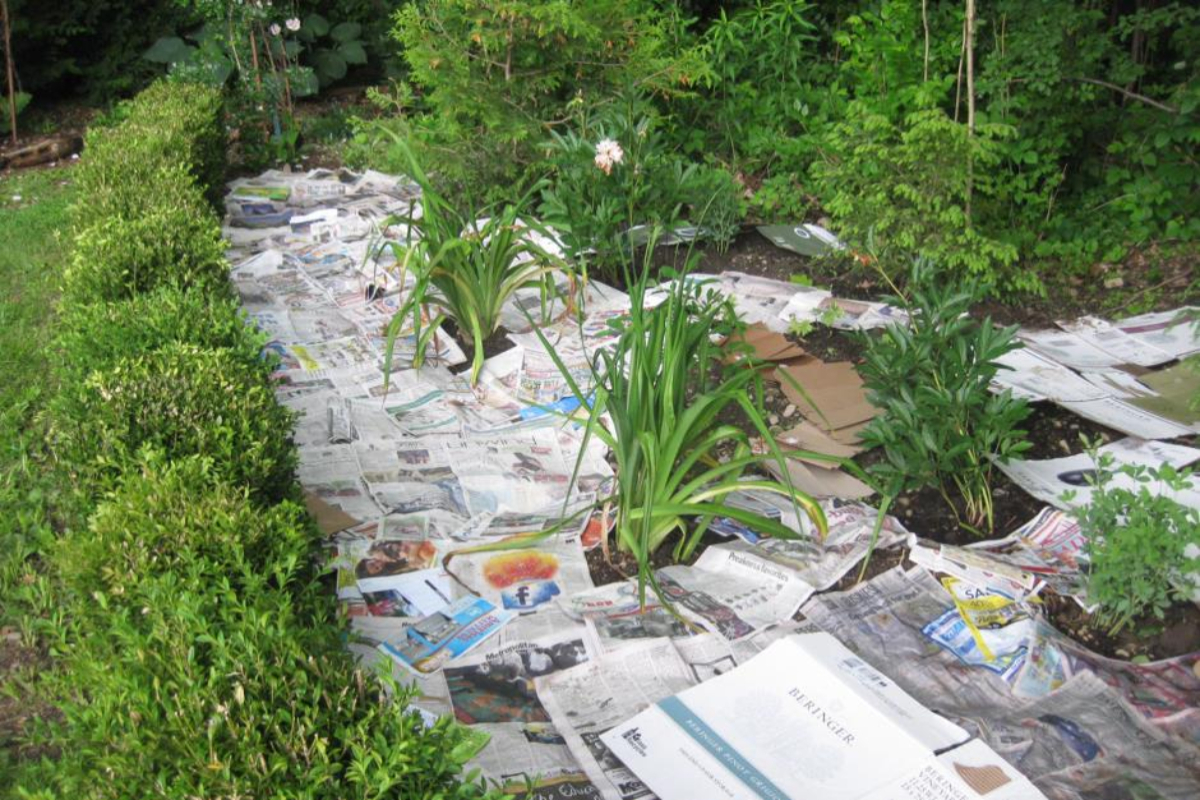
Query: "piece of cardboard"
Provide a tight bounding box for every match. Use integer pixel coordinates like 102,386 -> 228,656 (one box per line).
775,420 -> 866,461
774,360 -> 878,433
725,323 -> 808,362
304,491 -> 359,535
765,457 -> 872,499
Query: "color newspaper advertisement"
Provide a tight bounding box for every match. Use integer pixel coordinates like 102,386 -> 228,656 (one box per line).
378,595 -> 514,675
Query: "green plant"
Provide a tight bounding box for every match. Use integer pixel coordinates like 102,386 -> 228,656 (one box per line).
380,144 -> 564,385
124,79 -> 227,199
52,344 -> 296,505
54,286 -> 266,385
1073,452 -> 1200,636
146,4 -> 321,166
539,98 -> 697,279
296,12 -> 368,87
812,104 -> 1032,292
39,452 -> 495,800
686,0 -> 821,171
747,173 -> 811,223
76,79 -> 226,212
534,249 -> 830,602
63,196 -> 229,304
857,259 -> 1031,535
382,0 -> 706,199
685,164 -> 743,253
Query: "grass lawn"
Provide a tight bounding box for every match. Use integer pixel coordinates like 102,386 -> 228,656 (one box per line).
0,165 -> 74,791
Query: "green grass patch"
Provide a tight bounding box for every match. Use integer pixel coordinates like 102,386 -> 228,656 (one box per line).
0,167 -> 73,613
0,165 -> 74,795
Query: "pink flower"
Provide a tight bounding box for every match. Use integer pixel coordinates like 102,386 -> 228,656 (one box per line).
269,23 -> 282,36
593,138 -> 624,175
285,17 -> 301,32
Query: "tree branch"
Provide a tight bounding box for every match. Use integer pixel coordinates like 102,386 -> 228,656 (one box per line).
1068,76 -> 1179,114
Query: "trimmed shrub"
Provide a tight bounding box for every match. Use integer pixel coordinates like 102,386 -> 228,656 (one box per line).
62,194 -> 229,303
56,451 -> 310,608
53,344 -> 296,504
72,142 -> 216,229
125,80 -> 227,205
73,80 -> 226,225
44,454 -> 493,800
54,285 -> 267,385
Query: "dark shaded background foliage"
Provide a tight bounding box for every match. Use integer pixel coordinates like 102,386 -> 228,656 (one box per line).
5,0 -> 1195,287
4,0 -> 394,103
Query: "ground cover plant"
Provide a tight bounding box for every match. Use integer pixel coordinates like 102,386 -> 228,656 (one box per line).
856,259 -> 1031,535
52,343 -> 298,504
1073,453 -> 1200,636
0,168 -> 75,789
539,100 -> 696,280
340,0 -> 1198,297
52,285 -> 268,385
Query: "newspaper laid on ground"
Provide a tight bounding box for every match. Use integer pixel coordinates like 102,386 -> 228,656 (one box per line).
993,309 -> 1200,439
225,168 -> 1200,800
801,566 -> 1200,751
603,632 -> 1048,800
996,437 -> 1200,512
444,611 -> 598,796
535,638 -> 696,800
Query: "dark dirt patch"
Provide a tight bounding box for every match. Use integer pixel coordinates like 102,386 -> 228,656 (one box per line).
827,545 -> 910,593
881,403 -> 1122,547
585,528 -> 728,587
443,322 -> 517,372
1041,592 -> 1200,662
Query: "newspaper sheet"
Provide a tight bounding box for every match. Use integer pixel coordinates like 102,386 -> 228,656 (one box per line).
559,581 -> 699,653
602,633 -> 1046,800
1056,315 -> 1174,367
655,546 -> 814,641
1057,395 -> 1194,439
450,612 -> 600,796
448,535 -> 596,614
909,508 -> 1089,604
535,639 -> 696,800
996,438 -> 1200,512
990,347 -> 1107,403
972,672 -> 1200,800
1017,329 -> 1124,371
807,566 -> 1200,747
671,619 -> 822,682
1114,306 -> 1200,359
377,594 -> 516,675
712,498 -> 909,591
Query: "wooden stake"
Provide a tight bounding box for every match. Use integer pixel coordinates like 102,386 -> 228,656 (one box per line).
953,16 -> 966,122
966,0 -> 976,135
1,0 -> 18,145
965,0 -> 976,223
